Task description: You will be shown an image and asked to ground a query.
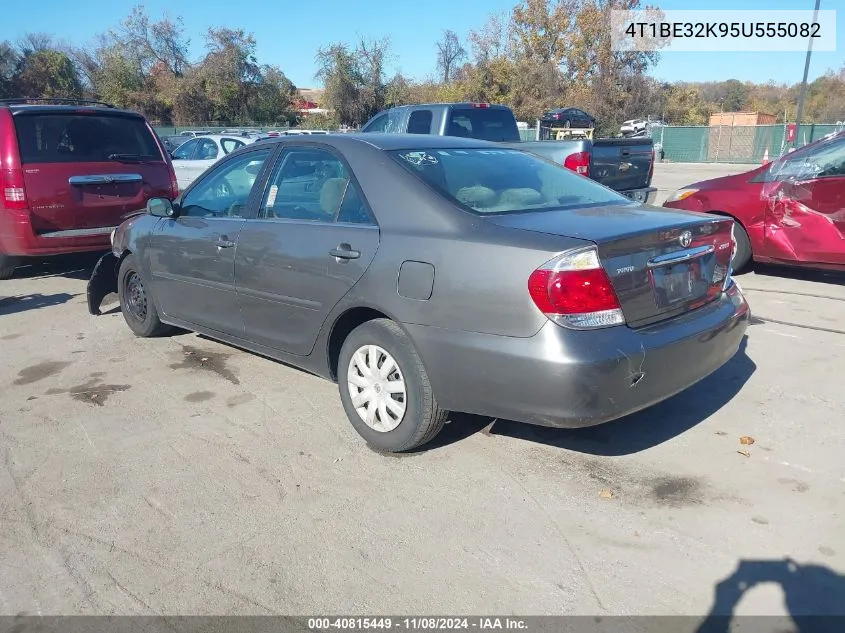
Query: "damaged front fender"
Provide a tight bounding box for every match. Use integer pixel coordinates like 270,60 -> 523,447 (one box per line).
87,252 -> 120,316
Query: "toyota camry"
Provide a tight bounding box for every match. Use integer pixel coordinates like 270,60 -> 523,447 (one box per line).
88,134 -> 750,452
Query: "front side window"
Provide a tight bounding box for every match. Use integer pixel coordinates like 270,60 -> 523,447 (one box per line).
196,138 -> 219,160
362,114 -> 388,133
765,136 -> 845,182
180,148 -> 272,218
390,148 -> 628,215
172,138 -> 198,160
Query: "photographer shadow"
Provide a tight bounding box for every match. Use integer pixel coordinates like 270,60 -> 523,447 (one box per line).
698,558 -> 845,633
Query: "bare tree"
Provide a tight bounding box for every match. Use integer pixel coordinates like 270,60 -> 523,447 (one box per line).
436,30 -> 466,83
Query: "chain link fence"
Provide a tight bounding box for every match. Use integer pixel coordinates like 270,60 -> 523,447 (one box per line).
650,123 -> 841,164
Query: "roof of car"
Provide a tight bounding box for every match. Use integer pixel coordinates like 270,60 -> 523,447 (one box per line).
2,103 -> 144,117
252,133 -> 501,152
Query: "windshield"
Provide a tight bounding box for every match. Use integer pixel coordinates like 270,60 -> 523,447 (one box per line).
389,148 -> 630,215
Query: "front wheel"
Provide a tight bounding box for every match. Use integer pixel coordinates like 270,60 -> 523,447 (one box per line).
731,223 -> 753,273
118,254 -> 173,337
338,319 -> 447,453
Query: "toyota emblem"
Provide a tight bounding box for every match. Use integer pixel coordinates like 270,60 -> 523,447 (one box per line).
679,230 -> 693,248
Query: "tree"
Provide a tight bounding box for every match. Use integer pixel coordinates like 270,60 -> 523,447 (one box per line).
16,49 -> 82,98
509,0 -> 577,66
0,41 -> 19,98
316,43 -> 364,126
316,38 -> 392,126
721,79 -> 750,112
112,5 -> 190,77
436,30 -> 466,83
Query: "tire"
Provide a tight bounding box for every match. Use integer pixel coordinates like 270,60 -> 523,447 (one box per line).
731,222 -> 753,273
338,318 -> 447,453
0,254 -> 17,280
117,254 -> 172,337
563,119 -> 571,128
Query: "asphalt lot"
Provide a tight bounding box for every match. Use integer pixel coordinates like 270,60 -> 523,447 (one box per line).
1,163 -> 844,621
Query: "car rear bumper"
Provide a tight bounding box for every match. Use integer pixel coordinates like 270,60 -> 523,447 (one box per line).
0,208 -> 113,256
405,283 -> 750,428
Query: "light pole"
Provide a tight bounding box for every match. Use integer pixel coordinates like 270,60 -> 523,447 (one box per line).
793,0 -> 821,148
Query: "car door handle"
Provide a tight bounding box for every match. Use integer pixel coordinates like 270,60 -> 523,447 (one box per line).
216,237 -> 235,249
329,244 -> 360,260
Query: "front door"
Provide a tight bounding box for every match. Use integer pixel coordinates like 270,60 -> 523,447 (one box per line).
763,134 -> 845,266
235,146 -> 380,355
148,146 -> 274,334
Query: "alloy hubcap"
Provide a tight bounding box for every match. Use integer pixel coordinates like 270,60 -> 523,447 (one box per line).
125,272 -> 148,322
347,344 -> 407,433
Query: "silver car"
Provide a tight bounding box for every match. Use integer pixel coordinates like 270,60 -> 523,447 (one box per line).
88,134 -> 750,452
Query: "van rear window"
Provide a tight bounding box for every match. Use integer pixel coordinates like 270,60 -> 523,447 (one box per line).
13,114 -> 162,164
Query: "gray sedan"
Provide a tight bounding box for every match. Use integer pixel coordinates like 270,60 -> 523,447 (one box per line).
87,134 -> 750,452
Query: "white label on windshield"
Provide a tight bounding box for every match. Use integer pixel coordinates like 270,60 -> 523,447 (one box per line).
267,185 -> 278,208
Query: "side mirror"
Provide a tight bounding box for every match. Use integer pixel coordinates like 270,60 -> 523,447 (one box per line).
148,197 -> 177,218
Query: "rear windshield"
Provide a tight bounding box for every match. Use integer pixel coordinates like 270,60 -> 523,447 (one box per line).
446,108 -> 520,142
13,113 -> 162,164
389,148 -> 629,215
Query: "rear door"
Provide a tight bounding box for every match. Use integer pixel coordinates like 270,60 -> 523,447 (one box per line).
235,145 -> 380,355
13,110 -> 171,234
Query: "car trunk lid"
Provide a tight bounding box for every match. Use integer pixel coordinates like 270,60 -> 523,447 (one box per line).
12,110 -> 171,234
488,204 -> 735,327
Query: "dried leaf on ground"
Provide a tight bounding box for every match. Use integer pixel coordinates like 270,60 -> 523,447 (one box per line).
737,449 -> 751,457
740,436 -> 755,445
599,489 -> 613,499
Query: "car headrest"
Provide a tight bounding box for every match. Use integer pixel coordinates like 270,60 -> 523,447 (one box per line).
320,177 -> 348,215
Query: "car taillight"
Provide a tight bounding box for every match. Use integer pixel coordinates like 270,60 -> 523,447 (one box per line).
1,168 -> 27,210
564,151 -> 590,176
168,164 -> 179,198
528,247 -> 625,329
471,103 -> 490,108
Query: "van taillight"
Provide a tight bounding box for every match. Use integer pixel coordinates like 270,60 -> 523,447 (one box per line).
564,151 -> 590,176
168,164 -> 179,198
1,168 -> 27,210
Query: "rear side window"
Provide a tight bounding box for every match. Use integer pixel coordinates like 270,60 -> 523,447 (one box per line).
408,110 -> 433,134
13,114 -> 162,164
445,108 -> 519,142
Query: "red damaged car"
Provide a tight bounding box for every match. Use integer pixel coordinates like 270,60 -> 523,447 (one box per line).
663,131 -> 845,272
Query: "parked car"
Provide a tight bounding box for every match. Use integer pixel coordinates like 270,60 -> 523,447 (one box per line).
179,130 -> 210,138
160,134 -> 188,154
361,103 -> 656,203
621,119 -> 647,135
541,107 -> 596,129
169,134 -> 260,190
663,131 -> 845,272
0,98 -> 177,279
88,133 -> 749,452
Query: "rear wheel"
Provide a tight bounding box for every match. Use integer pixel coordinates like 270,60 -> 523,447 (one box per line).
731,222 -> 753,273
0,254 -> 18,280
338,319 -> 447,453
118,254 -> 172,337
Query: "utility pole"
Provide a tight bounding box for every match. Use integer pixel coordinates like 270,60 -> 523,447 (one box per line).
793,0 -> 821,148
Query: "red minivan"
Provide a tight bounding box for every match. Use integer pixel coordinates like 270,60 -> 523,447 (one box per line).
0,99 -> 178,279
